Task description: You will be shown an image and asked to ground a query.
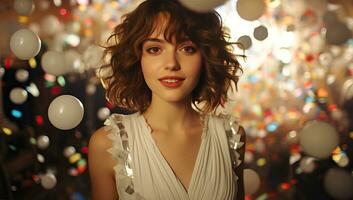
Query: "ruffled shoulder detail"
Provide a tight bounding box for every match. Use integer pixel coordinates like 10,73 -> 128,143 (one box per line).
218,113 -> 244,170
104,114 -> 144,200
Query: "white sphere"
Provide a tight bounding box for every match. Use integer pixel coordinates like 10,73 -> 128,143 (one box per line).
325,22 -> 352,45
254,25 -> 268,41
9,87 -> 28,104
15,69 -> 29,82
236,0 -> 266,21
86,83 -> 96,95
178,0 -> 227,12
29,23 -> 41,35
237,35 -> 252,50
299,120 -> 339,159
13,0 -> 35,15
324,168 -> 353,200
299,157 -> 315,173
286,130 -> 299,144
97,107 -> 110,120
48,95 -> 84,130
337,155 -> 349,167
244,168 -> 261,195
41,51 -> 69,76
82,45 -> 104,69
37,135 -> 50,150
341,79 -> 353,104
63,146 -> 76,158
64,49 -> 83,72
41,15 -> 62,36
41,173 -> 57,189
10,29 -> 41,60
319,52 -> 333,67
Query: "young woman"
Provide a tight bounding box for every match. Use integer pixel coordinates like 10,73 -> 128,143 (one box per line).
88,0 -> 246,199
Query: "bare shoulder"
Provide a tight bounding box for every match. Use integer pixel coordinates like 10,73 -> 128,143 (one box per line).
89,127 -> 118,200
89,127 -> 112,151
88,126 -> 116,174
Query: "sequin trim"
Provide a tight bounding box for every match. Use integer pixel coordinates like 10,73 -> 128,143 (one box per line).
104,114 -> 144,199
220,114 -> 244,179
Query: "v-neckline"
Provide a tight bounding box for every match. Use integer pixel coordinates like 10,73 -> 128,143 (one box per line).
139,113 -> 208,196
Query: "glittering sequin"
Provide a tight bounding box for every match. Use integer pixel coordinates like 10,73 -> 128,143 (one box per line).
105,114 -> 145,200
220,114 -> 244,171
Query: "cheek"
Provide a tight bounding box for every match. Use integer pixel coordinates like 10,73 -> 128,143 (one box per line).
186,57 -> 203,79
141,58 -> 154,79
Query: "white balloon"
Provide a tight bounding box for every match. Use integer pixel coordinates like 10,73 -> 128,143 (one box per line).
319,52 -> 333,67
299,157 -> 315,173
86,83 -> 96,95
41,173 -> 57,189
178,0 -> 227,12
41,15 -> 62,36
38,0 -> 50,11
286,130 -> 299,144
41,51 -> 69,76
48,95 -> 84,130
299,120 -> 339,159
10,29 -> 41,60
13,0 -> 35,15
29,23 -> 41,35
236,0 -> 266,21
97,107 -> 110,120
83,45 -> 104,69
254,25 -> 268,41
64,49 -> 83,72
244,169 -> 261,195
9,87 -> 28,104
37,135 -> 50,150
325,22 -> 352,45
63,146 -> 76,158
324,168 -> 353,200
237,35 -> 252,50
282,0 -> 306,18
340,79 -> 353,104
52,32 -> 68,51
15,69 -> 29,82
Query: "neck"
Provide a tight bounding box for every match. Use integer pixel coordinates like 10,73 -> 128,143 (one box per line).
142,95 -> 200,133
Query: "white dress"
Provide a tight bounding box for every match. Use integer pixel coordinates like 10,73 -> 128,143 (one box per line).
104,112 -> 243,200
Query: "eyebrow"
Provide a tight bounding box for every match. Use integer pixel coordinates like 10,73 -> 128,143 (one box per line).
143,38 -> 165,43
143,38 -> 194,45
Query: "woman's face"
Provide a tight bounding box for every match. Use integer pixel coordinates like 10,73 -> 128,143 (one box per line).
140,15 -> 202,104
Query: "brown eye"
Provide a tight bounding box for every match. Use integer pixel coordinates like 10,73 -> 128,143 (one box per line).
181,46 -> 197,54
146,47 -> 161,54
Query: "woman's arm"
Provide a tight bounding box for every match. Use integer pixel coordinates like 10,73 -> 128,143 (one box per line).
235,126 -> 246,200
88,127 -> 119,200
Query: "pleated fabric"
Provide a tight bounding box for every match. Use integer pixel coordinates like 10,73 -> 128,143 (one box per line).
105,112 -> 239,200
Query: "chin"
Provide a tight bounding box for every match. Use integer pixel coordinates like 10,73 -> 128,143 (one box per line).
158,92 -> 191,104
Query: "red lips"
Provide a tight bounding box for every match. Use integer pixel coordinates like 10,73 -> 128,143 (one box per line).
158,76 -> 185,88
158,76 -> 185,81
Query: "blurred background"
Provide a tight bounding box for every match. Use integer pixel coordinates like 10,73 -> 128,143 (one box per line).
0,0 -> 352,199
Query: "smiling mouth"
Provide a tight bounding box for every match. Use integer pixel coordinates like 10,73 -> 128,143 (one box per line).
159,79 -> 184,88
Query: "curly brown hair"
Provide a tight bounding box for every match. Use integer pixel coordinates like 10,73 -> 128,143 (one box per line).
99,0 -> 242,113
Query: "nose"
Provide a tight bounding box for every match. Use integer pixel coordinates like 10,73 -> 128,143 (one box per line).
164,50 -> 180,71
